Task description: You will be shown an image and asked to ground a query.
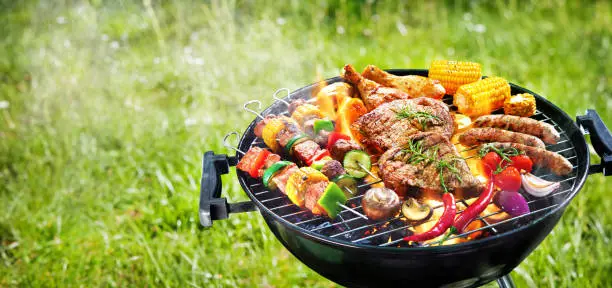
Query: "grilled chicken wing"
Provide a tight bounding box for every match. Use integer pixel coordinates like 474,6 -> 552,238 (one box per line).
473,115 -> 560,144
459,128 -> 546,149
342,64 -> 410,111
362,65 -> 446,100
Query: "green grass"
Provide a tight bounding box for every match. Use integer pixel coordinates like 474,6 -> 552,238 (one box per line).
1,0 -> 610,287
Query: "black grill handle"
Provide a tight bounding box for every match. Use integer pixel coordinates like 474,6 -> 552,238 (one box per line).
199,151 -> 257,227
577,109 -> 612,176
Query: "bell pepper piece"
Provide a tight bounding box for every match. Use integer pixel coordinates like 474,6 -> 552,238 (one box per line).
326,132 -> 351,150
262,161 -> 292,188
313,119 -> 335,135
248,149 -> 271,178
317,183 -> 348,219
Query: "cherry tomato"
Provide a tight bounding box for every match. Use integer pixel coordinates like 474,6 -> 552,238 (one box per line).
327,132 -> 351,149
482,152 -> 502,175
494,166 -> 522,192
509,155 -> 533,173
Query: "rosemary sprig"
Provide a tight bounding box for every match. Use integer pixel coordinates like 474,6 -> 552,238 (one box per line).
437,157 -> 463,193
395,107 -> 441,130
478,143 -> 521,163
402,139 -> 463,193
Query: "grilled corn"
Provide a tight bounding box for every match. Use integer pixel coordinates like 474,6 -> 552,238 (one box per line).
262,117 -> 291,152
453,76 -> 511,117
504,93 -> 536,117
428,60 -> 482,95
291,104 -> 324,126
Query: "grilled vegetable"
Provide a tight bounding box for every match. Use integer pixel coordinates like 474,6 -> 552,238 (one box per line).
333,174 -> 358,197
263,161 -> 292,189
508,155 -> 533,173
285,167 -> 327,207
494,166 -> 522,192
404,192 -> 456,243
521,173 -> 560,197
494,190 -> 530,217
248,149 -> 271,178
401,198 -> 432,221
362,187 -> 401,220
504,93 -> 536,117
313,119 -> 334,135
335,97 -> 367,143
451,175 -> 494,234
482,151 -> 503,175
454,76 -> 511,117
428,60 -> 482,95
291,104 -> 324,126
284,134 -> 308,156
317,183 -> 348,219
343,150 -> 371,178
310,159 -> 329,170
263,117 -> 289,152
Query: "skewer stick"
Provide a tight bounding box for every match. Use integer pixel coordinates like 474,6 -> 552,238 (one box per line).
357,163 -> 379,180
337,202 -> 368,220
243,100 -> 265,120
272,88 -> 292,105
223,132 -> 245,155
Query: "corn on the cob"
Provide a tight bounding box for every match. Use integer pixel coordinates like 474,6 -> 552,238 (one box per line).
262,117 -> 290,152
291,104 -> 324,126
504,93 -> 536,117
453,76 -> 511,117
429,60 -> 482,95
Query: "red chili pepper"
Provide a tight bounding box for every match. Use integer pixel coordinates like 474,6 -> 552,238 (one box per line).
403,192 -> 456,243
248,149 -> 271,178
451,175 -> 495,234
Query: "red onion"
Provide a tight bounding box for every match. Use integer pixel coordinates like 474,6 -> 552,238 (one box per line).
494,190 -> 530,217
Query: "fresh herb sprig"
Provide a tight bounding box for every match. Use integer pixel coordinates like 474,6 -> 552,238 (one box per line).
478,143 -> 524,175
395,107 -> 441,130
402,139 -> 463,193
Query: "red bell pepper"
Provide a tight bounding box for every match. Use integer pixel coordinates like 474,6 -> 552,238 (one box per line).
248,149 -> 271,178
326,132 -> 351,149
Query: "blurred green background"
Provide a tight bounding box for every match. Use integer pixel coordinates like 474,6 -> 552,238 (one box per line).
1,0 -> 610,287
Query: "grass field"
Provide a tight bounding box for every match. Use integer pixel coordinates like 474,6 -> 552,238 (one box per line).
0,0 -> 610,287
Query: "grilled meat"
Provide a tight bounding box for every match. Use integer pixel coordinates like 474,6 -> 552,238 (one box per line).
313,130 -> 331,147
271,163 -> 299,194
459,127 -> 546,149
379,132 -> 483,198
293,140 -> 321,165
362,65 -> 446,100
482,142 -> 573,176
352,98 -> 454,150
473,115 -> 560,144
320,160 -> 346,180
342,64 -> 410,111
304,180 -> 330,215
254,114 -> 278,138
330,139 -> 361,161
288,99 -> 306,115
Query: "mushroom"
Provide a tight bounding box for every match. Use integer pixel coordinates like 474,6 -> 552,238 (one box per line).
361,187 -> 401,220
401,197 -> 433,221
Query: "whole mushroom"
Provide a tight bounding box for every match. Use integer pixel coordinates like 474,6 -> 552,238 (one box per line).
361,187 -> 401,220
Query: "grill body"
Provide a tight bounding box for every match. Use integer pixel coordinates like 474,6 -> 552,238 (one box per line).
201,69 -> 611,287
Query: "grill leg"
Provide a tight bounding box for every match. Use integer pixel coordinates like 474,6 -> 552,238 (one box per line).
496,274 -> 516,288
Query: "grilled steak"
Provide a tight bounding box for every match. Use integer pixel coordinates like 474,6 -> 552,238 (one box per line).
320,160 -> 346,180
379,132 -> 483,198
473,115 -> 560,144
482,142 -> 573,175
342,64 -> 410,110
459,127 -> 546,149
352,98 -> 454,150
330,139 -> 361,161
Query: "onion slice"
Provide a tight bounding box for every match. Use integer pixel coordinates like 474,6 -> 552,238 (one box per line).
521,173 -> 560,197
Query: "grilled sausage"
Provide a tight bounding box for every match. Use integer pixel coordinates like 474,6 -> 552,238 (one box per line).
483,142 -> 573,176
473,115 -> 560,144
459,128 -> 546,149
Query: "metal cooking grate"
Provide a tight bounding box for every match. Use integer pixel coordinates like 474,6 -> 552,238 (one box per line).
239,95 -> 578,248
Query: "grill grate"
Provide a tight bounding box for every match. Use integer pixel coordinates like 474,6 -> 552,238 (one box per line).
243,97 -> 578,248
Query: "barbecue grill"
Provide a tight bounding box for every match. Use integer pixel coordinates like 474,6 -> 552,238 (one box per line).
199,69 -> 612,288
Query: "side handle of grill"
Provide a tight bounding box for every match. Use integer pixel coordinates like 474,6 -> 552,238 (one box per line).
577,109 -> 612,176
199,151 -> 257,227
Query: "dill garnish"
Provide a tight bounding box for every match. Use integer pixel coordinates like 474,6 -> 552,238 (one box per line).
395,106 -> 441,130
